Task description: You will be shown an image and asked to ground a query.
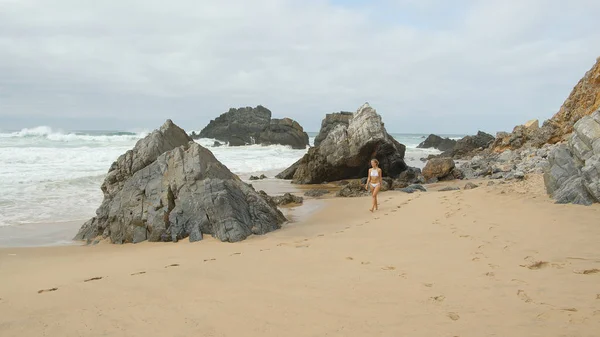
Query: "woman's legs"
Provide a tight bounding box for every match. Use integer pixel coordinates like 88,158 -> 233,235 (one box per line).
372,184 -> 381,210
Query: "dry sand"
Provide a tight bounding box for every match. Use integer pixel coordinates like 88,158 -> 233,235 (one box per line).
1,175 -> 599,337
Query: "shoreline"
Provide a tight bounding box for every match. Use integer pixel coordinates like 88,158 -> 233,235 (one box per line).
1,174 -> 599,336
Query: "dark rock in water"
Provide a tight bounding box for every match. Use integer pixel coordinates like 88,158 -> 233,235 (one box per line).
74,120 -> 286,244
417,134 -> 457,151
440,131 -> 494,158
544,110 -> 600,205
282,103 -> 408,184
249,175 -> 260,180
213,141 -> 222,147
197,106 -> 309,149
422,158 -> 456,182
257,118 -> 310,149
260,174 -> 267,179
314,111 -> 353,147
337,180 -> 370,197
439,186 -> 460,192
464,182 -> 479,190
304,189 -> 330,197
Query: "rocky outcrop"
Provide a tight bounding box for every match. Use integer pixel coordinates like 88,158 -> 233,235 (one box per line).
314,111 -> 353,147
257,118 -> 310,148
258,191 -> 303,206
492,57 -> 600,151
417,134 -> 457,151
280,103 -> 408,184
544,109 -> 600,205
422,158 -> 462,182
304,189 -> 330,197
75,120 -> 286,244
440,131 -> 494,158
196,106 -> 309,149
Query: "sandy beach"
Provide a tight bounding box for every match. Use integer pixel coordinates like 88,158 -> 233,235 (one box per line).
1,175 -> 599,337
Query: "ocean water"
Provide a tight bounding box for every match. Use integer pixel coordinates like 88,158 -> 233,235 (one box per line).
0,127 -> 462,228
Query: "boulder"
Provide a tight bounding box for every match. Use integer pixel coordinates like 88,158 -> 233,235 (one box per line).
75,120 -> 286,244
417,134 -> 457,151
439,186 -> 460,192
464,182 -> 479,190
304,189 -> 330,197
336,180 -> 370,197
197,106 -> 309,149
275,158 -> 302,179
544,109 -> 600,205
313,111 -> 353,147
422,158 -> 456,182
281,103 -> 408,184
259,191 -> 303,206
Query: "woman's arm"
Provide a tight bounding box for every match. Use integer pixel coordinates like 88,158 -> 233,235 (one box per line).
365,169 -> 371,189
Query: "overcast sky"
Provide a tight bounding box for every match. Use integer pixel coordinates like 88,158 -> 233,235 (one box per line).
1,0 -> 599,134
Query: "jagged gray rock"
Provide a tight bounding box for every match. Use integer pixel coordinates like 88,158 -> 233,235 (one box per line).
304,189 -> 330,197
544,109 -> 600,205
281,103 -> 408,184
313,111 -> 353,147
75,121 -> 286,244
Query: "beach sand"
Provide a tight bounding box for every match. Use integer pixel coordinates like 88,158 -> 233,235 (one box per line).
1,175 -> 599,336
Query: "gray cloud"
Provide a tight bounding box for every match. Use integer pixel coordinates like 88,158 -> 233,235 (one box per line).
1,0 -> 599,134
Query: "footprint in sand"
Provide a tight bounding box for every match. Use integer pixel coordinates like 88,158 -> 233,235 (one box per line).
423,283 -> 434,288
361,261 -> 371,265
203,258 -> 216,262
38,288 -> 58,294
517,290 -> 533,303
84,277 -> 103,282
520,260 -> 549,270
165,264 -> 180,268
391,209 -> 397,213
447,312 -> 460,321
260,248 -> 270,252
430,295 -> 446,303
295,244 -> 310,248
381,266 -> 396,271
596,294 -> 600,300
346,257 -> 354,260
230,252 -> 241,256
574,268 -> 600,275
317,234 -> 325,237
131,271 -> 146,276
485,272 -> 495,277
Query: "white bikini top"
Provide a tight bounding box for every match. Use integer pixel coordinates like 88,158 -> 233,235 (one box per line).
370,169 -> 379,177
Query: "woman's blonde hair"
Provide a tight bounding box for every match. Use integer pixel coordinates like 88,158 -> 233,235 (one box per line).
371,158 -> 379,165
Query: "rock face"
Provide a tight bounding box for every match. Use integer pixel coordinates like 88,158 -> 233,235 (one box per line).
417,134 -> 457,151
75,120 -> 287,244
544,109 -> 600,205
492,57 -> 600,151
196,106 -> 309,149
281,103 -> 408,184
313,111 -> 353,147
441,131 -> 494,158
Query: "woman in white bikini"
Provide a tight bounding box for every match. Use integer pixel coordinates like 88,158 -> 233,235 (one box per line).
365,159 -> 382,212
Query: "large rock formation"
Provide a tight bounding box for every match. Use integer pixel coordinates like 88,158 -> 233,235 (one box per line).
279,103 -> 408,184
75,120 -> 286,244
417,134 -> 457,151
196,106 -> 309,149
440,131 -> 494,158
544,109 -> 600,205
313,111 -> 353,147
492,57 -> 600,151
